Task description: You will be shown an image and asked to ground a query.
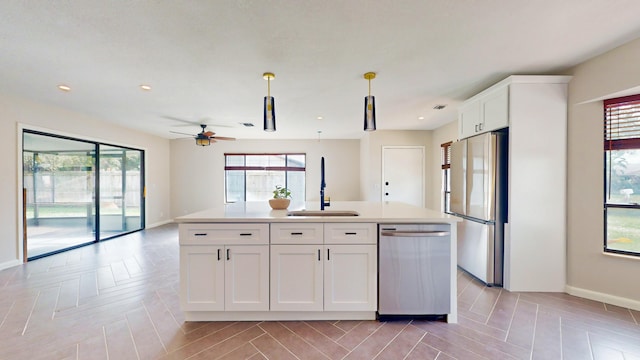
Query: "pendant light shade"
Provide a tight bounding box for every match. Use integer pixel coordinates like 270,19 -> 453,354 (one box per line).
263,72 -> 276,132
363,72 -> 377,131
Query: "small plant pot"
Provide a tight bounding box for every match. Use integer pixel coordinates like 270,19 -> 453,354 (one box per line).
269,198 -> 290,210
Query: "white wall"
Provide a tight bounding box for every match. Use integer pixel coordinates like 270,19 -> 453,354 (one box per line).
359,130 -> 433,206
566,37 -> 640,306
0,92 -> 172,270
170,138 -> 360,217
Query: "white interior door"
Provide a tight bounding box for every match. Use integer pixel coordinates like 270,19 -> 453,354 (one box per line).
382,146 -> 425,207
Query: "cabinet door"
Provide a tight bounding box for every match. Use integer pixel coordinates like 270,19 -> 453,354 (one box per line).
270,245 -> 323,311
459,100 -> 481,139
225,245 -> 269,311
180,245 -> 224,311
324,245 -> 377,311
482,85 -> 509,132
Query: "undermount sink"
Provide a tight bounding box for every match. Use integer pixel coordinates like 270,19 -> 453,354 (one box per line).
287,210 -> 360,217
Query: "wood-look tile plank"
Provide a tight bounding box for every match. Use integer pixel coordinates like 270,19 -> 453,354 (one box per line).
187,325 -> 266,360
486,289 -> 519,332
419,332 -> 489,360
249,333 -> 298,360
22,287 -> 60,335
505,298 -> 537,351
333,320 -> 361,333
305,320 -> 347,341
560,321 -> 594,360
258,322 -> 329,360
374,322 -> 426,360
469,285 -> 501,318
78,271 -> 99,301
126,305 -> 168,359
76,328 -> 109,360
531,308 -> 562,360
160,321 -> 261,360
55,278 -> 79,313
457,313 -> 508,341
337,320 -> 384,350
96,266 -> 116,290
404,342 -> 441,360
280,321 -> 349,360
217,341 -> 260,360
413,320 -> 521,360
104,318 -> 139,360
344,321 -> 409,360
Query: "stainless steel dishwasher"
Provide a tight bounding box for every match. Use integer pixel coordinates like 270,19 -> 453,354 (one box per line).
378,224 -> 451,319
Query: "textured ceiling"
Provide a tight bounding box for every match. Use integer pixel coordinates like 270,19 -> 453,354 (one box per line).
2,1 -> 640,140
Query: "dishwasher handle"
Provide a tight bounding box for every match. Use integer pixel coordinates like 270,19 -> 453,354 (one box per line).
380,230 -> 450,237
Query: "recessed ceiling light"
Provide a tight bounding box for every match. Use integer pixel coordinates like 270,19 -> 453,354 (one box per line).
140,84 -> 152,91
57,84 -> 71,92
317,116 -> 323,120
417,116 -> 425,120
433,104 -> 447,110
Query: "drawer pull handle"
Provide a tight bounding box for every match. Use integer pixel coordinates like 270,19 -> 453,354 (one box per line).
194,233 -> 207,236
317,249 -> 321,261
240,233 -> 252,236
345,232 -> 357,235
327,248 -> 331,260
226,249 -> 230,260
217,249 -> 221,261
291,232 -> 303,236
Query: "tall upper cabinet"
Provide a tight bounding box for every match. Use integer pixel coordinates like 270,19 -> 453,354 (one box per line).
458,75 -> 572,292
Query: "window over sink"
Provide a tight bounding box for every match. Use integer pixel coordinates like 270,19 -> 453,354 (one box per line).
604,94 -> 640,256
224,153 -> 306,204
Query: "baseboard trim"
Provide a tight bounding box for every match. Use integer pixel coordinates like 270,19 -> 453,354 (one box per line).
0,259 -> 22,271
565,285 -> 640,312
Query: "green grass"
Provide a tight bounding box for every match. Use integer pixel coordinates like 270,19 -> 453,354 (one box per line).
606,207 -> 640,253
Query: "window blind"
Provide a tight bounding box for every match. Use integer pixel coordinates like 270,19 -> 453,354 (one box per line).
441,141 -> 452,169
604,94 -> 640,150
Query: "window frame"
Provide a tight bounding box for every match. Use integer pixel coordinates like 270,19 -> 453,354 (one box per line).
441,141 -> 452,213
224,153 -> 306,203
603,94 -> 640,256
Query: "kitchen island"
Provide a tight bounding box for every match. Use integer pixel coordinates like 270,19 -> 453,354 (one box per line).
175,201 -> 459,323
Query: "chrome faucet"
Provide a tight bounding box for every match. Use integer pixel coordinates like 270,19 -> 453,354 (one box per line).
320,156 -> 326,210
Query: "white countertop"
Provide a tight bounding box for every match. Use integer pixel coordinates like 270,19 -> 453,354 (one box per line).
175,201 -> 459,224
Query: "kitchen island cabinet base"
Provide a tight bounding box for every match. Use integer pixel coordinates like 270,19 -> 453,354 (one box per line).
183,311 -> 377,322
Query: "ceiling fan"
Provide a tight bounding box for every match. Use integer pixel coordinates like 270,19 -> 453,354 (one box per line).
171,124 -> 236,146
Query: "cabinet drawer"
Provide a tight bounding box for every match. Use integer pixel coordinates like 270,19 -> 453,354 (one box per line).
179,223 -> 269,245
271,223 -> 323,244
324,223 -> 377,244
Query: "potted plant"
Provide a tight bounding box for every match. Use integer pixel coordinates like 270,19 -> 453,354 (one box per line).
269,185 -> 291,210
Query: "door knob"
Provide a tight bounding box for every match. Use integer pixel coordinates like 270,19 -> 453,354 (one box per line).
385,182 -> 389,186
385,192 -> 389,196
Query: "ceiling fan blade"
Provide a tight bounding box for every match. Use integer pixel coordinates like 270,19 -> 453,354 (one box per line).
211,136 -> 236,141
203,131 -> 215,137
169,130 -> 196,137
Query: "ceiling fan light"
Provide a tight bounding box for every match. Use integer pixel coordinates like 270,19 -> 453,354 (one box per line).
264,96 -> 276,132
195,137 -> 211,146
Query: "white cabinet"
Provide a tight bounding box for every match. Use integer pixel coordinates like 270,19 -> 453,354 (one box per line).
459,84 -> 509,139
324,244 -> 377,311
270,244 -> 324,311
458,75 -> 572,292
180,223 -> 269,311
270,222 -> 377,312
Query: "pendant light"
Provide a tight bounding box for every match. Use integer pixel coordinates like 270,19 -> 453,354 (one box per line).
363,72 -> 377,131
263,72 -> 276,132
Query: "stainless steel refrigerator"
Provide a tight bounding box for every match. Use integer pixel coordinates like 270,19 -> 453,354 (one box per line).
449,130 -> 508,286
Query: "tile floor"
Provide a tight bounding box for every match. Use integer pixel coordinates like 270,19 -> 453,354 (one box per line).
0,223 -> 639,359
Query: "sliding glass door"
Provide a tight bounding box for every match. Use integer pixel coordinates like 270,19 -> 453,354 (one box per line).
99,145 -> 144,240
23,131 -> 145,259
